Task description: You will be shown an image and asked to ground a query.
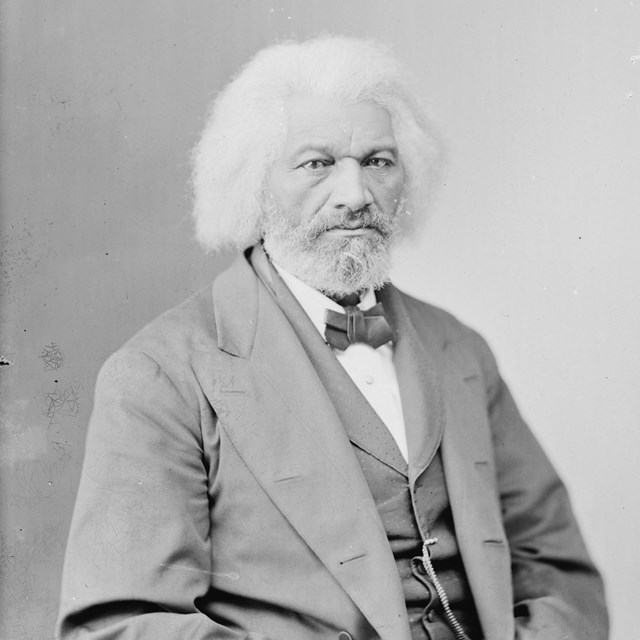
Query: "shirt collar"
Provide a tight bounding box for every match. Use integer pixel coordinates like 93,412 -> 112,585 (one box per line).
272,263 -> 377,338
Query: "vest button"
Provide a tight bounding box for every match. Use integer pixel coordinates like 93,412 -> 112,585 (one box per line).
337,632 -> 353,640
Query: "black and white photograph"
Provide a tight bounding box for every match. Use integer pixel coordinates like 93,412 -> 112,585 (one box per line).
1,2 -> 638,639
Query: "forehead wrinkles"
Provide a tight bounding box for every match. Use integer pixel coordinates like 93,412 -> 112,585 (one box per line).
282,97 -> 396,157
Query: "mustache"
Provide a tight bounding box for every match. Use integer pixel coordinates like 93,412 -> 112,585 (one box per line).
306,205 -> 396,240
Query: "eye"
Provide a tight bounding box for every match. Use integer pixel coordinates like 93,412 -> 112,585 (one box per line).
365,156 -> 394,169
300,158 -> 333,170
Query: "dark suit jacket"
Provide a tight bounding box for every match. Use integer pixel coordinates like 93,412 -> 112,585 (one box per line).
57,247 -> 608,640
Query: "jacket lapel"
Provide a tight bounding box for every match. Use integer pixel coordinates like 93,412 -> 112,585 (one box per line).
211,250 -> 412,640
378,286 -> 445,485
255,249 -> 408,476
391,292 -> 514,640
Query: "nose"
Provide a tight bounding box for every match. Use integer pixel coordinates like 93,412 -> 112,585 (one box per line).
329,159 -> 374,212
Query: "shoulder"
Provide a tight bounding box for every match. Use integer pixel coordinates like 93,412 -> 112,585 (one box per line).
98,250 -> 248,390
96,250 -> 256,405
107,251 -> 252,369
93,287 -> 217,412
119,286 -> 218,367
390,284 -> 500,386
391,285 -> 488,345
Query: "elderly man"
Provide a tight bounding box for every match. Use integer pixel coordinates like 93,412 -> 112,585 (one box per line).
57,37 -> 608,640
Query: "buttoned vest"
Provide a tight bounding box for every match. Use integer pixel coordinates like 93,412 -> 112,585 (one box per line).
252,250 -> 482,640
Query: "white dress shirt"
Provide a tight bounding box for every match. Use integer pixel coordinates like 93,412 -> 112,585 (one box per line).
274,265 -> 409,461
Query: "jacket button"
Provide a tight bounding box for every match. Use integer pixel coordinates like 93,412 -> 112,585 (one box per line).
337,632 -> 353,640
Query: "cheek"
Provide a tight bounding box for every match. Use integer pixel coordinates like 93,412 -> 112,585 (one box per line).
294,181 -> 331,214
266,174 -> 307,215
377,174 -> 406,209
284,190 -> 318,226
274,184 -> 329,230
392,166 -> 406,198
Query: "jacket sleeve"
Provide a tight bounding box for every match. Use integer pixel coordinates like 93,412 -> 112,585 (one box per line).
477,336 -> 609,640
56,350 -> 269,640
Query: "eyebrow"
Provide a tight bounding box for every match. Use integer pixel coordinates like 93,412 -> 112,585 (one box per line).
289,140 -> 399,160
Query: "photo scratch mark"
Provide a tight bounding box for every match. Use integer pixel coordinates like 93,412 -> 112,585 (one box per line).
43,384 -> 80,424
217,373 -> 243,394
211,398 -> 230,418
11,461 -> 61,508
52,440 -> 72,455
1,525 -> 65,569
1,223 -> 55,303
40,342 -> 64,370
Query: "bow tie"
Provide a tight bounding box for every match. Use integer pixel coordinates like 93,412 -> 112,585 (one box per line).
324,302 -> 394,351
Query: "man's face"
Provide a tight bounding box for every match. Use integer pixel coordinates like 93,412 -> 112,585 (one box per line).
262,96 -> 406,297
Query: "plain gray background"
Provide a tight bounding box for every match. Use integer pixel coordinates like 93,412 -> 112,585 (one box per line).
1,1 -> 638,638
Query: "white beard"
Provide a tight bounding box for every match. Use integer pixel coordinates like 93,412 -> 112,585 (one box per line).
261,196 -> 401,298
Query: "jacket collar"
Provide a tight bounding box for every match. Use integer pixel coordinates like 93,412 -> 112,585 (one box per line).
211,247 -> 260,359
212,246 -> 453,360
